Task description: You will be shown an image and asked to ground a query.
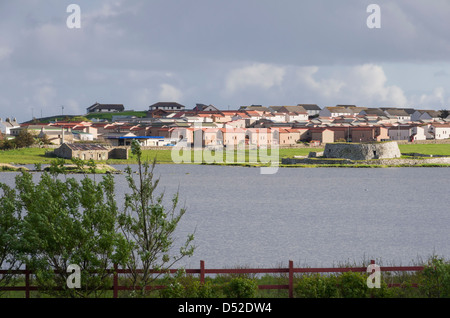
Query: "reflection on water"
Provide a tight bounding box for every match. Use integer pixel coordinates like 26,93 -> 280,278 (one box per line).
1,165 -> 449,268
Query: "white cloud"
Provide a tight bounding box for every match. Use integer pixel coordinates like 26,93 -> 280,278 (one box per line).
224,63 -> 286,95
410,87 -> 447,108
158,84 -> 183,102
295,64 -> 408,107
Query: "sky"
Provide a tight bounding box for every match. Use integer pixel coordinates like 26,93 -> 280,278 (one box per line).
1,0 -> 450,123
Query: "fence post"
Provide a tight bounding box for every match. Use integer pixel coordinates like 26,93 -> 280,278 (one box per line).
113,264 -> 118,299
200,260 -> 205,285
289,260 -> 294,298
25,265 -> 30,299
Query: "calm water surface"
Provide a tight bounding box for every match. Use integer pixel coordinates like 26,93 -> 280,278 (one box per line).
2,165 -> 449,269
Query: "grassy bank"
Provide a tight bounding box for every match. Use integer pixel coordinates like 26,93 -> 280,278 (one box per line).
0,147 -> 323,165
1,144 -> 449,167
398,144 -> 450,156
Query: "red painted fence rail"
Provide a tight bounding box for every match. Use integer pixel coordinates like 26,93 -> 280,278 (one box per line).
0,260 -> 425,298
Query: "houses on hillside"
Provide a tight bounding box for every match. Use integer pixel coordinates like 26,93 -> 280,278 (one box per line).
3,101 -> 450,151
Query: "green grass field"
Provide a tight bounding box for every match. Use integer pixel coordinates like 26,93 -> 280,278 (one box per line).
398,144 -> 450,156
85,111 -> 147,121
0,144 -> 449,166
0,148 -> 54,165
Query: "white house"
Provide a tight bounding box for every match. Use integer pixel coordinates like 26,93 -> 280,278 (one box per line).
297,104 -> 321,117
286,112 -> 309,122
410,125 -> 427,141
319,106 -> 355,118
0,118 -> 20,135
72,131 -> 94,141
383,109 -> 412,122
429,123 -> 450,139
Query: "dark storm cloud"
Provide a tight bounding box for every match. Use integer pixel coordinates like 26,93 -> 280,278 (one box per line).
0,0 -> 450,122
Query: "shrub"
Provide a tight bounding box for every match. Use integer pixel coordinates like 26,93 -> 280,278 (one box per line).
159,271 -> 217,298
337,271 -> 370,298
295,274 -> 339,298
223,277 -> 259,298
419,256 -> 450,298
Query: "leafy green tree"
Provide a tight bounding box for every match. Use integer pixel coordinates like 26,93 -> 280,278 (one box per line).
14,130 -> 36,148
439,109 -> 449,120
0,138 -> 16,150
117,140 -> 195,296
0,183 -> 23,295
14,164 -> 129,298
419,256 -> 450,298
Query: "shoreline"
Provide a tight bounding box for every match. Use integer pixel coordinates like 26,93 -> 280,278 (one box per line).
2,159 -> 450,174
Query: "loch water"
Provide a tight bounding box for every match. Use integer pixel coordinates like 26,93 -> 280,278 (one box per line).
2,165 -> 449,269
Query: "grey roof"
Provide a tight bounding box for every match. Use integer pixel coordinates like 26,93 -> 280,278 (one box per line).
149,102 -> 186,109
361,108 -> 386,116
276,106 -> 308,113
64,143 -> 108,151
240,105 -> 271,112
380,107 -> 416,115
297,104 -> 321,110
87,103 -> 124,112
384,109 -> 411,116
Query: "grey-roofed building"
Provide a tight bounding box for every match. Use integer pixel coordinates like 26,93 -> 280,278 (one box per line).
297,104 -> 321,116
239,105 -> 271,112
54,143 -> 128,160
270,105 -> 307,114
359,108 -> 386,117
193,103 -> 220,112
0,117 -> 20,135
149,102 -> 186,111
411,110 -> 442,122
87,102 -> 125,114
380,107 -> 416,115
383,108 -> 412,121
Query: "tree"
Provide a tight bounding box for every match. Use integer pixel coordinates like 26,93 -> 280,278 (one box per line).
14,160 -> 129,298
439,109 -> 449,120
117,140 -> 195,296
0,183 -> 23,295
14,130 -> 36,148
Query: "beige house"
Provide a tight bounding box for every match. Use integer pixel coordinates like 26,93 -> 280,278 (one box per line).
351,126 -> 390,142
246,128 -> 274,147
309,128 -> 335,143
221,128 -> 247,147
54,143 -> 109,161
192,128 -> 223,147
276,128 -> 309,145
38,127 -> 75,145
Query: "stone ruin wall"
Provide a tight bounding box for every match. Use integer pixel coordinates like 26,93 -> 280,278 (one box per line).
324,142 -> 402,160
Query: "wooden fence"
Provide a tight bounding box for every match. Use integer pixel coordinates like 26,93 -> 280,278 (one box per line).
0,260 -> 425,298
